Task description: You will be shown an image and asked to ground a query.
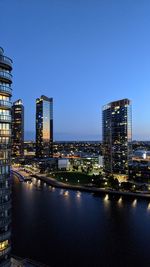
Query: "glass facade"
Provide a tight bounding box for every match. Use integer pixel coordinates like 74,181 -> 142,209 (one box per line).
102,99 -> 132,175
36,95 -> 53,158
0,47 -> 12,266
43,100 -> 50,141
12,99 -> 24,157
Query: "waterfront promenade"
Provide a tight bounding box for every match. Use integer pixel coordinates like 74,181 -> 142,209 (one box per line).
12,167 -> 150,200
32,173 -> 150,200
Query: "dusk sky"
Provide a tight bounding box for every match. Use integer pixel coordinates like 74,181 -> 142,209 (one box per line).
1,0 -> 150,140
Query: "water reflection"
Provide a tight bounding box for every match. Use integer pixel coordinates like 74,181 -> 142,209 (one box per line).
132,199 -> 137,208
12,178 -> 150,267
60,189 -> 64,195
104,194 -> 109,201
76,191 -> 81,198
64,190 -> 69,197
147,203 -> 150,211
118,197 -> 122,206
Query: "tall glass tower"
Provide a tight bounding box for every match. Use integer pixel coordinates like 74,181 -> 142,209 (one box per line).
12,99 -> 24,158
102,99 -> 132,176
0,47 -> 12,266
36,95 -> 53,158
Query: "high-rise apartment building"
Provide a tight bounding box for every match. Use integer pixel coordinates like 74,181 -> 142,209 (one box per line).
0,47 -> 12,266
12,99 -> 24,158
102,99 -> 132,176
36,95 -> 53,158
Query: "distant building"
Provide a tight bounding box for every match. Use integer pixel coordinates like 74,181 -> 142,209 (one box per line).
102,99 -> 132,176
58,159 -> 70,170
129,160 -> 150,183
12,99 -> 24,157
24,140 -> 36,157
98,155 -> 104,167
129,150 -> 150,182
0,47 -> 12,265
36,95 -> 53,158
133,150 -> 150,160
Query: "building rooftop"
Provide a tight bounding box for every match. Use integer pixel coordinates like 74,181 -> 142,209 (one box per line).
13,99 -> 23,105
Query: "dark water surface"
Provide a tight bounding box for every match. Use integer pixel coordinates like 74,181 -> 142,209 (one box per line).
12,178 -> 150,267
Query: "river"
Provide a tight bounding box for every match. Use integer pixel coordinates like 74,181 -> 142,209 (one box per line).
11,177 -> 150,267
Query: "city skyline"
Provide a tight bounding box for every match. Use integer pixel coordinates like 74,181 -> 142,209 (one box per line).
1,0 -> 150,140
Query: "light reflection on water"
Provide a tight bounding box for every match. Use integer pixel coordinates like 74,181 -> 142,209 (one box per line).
147,203 -> 150,211
27,179 -> 150,212
12,178 -> 150,267
118,196 -> 123,206
104,194 -> 109,201
132,199 -> 137,208
24,179 -> 150,214
60,189 -> 64,195
76,191 -> 81,198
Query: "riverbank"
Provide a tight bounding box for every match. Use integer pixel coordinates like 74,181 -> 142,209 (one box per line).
32,174 -> 150,200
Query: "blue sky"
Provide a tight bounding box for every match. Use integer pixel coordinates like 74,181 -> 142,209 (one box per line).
1,0 -> 150,140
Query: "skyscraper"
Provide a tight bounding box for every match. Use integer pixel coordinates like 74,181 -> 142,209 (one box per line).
0,47 -> 12,266
102,99 -> 132,177
36,95 -> 53,158
12,99 -> 24,158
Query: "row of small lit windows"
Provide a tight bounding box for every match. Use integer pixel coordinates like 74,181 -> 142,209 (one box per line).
0,181 -> 9,188
0,151 -> 9,160
0,82 -> 10,87
0,131 -> 11,137
0,110 -> 10,115
14,107 -> 21,111
0,96 -> 9,101
0,124 -> 10,130
0,67 -> 10,73
0,166 -> 9,175
0,137 -> 10,144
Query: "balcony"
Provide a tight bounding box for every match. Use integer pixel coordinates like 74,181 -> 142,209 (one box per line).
0,130 -> 11,137
0,100 -> 12,109
0,202 -> 11,212
0,159 -> 9,166
0,145 -> 11,151
0,217 -> 11,227
0,259 -> 11,267
0,231 -> 11,242
0,86 -> 12,96
0,55 -> 12,70
0,115 -> 11,123
0,246 -> 11,257
0,188 -> 10,196
0,71 -> 12,83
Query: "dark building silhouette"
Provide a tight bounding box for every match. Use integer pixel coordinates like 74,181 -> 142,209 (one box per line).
12,99 -> 24,157
0,47 -> 12,266
102,98 -> 132,176
36,95 -> 53,158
